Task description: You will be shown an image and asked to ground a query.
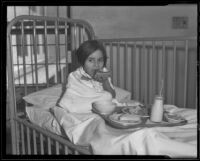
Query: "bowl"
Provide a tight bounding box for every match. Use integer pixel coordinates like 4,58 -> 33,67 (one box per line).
92,100 -> 116,114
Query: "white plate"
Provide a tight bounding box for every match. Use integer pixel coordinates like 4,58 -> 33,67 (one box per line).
164,113 -> 185,123
108,113 -> 142,125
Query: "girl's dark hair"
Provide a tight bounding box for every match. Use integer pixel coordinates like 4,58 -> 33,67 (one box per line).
75,40 -> 107,66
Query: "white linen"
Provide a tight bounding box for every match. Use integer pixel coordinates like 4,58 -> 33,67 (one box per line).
23,83 -> 132,110
23,84 -> 62,110
59,67 -> 134,113
51,105 -> 197,157
164,104 -> 197,124
26,106 -> 62,135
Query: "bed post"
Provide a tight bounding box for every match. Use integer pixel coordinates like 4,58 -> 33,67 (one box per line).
7,21 -> 18,154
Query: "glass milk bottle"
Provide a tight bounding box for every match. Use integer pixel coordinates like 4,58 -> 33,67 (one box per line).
150,95 -> 164,122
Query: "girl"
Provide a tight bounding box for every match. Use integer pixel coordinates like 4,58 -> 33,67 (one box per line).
58,40 -> 116,113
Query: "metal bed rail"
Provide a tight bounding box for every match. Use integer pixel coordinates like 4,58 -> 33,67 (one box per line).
99,36 -> 197,109
14,116 -> 91,155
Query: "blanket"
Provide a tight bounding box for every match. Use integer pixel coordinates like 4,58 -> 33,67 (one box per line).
51,104 -> 197,157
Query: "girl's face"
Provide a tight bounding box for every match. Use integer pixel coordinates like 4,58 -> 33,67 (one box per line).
83,49 -> 104,78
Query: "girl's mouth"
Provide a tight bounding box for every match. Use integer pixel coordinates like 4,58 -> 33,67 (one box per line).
91,69 -> 99,78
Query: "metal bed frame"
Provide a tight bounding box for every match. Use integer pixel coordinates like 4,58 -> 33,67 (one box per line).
7,15 -> 95,155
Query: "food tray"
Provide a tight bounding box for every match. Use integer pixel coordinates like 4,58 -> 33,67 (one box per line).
92,106 -> 187,129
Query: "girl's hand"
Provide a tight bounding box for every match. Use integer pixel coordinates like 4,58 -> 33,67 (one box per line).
94,71 -> 111,83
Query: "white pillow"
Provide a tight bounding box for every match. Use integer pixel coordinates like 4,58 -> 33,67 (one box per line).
23,84 -> 131,110
23,84 -> 62,110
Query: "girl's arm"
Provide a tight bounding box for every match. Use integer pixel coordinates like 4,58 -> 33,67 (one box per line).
102,78 -> 116,98
94,71 -> 116,98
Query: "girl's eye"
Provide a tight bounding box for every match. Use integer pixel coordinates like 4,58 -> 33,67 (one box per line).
88,59 -> 94,62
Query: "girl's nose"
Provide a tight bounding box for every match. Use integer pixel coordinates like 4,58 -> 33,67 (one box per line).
94,61 -> 100,69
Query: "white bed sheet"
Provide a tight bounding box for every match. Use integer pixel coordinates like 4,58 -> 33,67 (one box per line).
26,106 -> 62,136
26,105 -> 197,157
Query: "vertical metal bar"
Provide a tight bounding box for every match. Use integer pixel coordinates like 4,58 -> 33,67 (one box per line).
55,20 -> 60,83
20,124 -> 25,154
33,129 -> 37,155
79,26 -> 82,48
47,137 -> 51,154
26,127 -> 31,154
44,20 -> 49,87
184,40 -> 188,108
15,121 -> 20,154
143,41 -> 148,104
157,41 -> 163,95
172,40 -> 177,104
83,28 -> 86,42
40,133 -> 44,154
134,42 -> 140,101
64,21 -> 68,87
16,45 -> 21,85
124,42 -> 127,90
117,42 -> 120,87
30,34 -> 34,85
131,43 -> 134,99
21,20 -> 27,96
74,24 -> 77,49
7,31 -> 18,154
80,27 -> 84,44
33,20 -> 39,91
71,24 -> 75,51
149,41 -> 154,104
162,41 -> 166,98
196,76 -> 197,109
76,25 -> 79,49
55,141 -> 60,154
64,145 -> 68,154
77,25 -> 80,48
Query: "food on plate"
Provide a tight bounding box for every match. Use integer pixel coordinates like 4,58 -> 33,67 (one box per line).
109,113 -> 121,120
122,106 -> 148,116
119,114 -> 141,122
109,112 -> 142,125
